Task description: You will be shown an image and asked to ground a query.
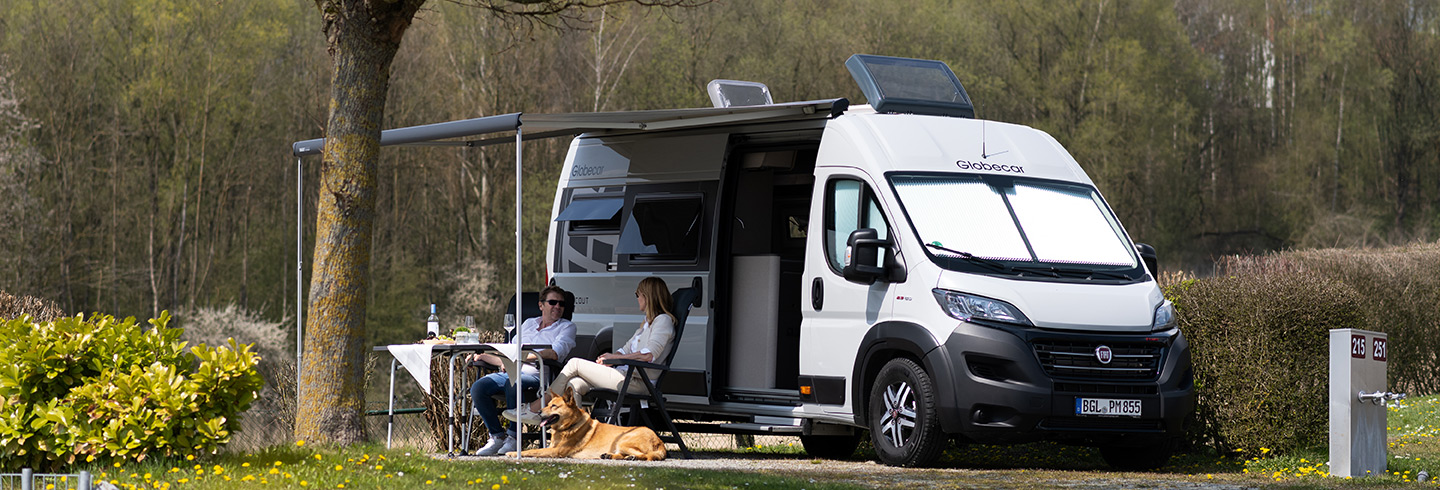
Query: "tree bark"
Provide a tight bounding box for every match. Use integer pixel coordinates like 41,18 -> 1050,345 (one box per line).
296,0 -> 422,444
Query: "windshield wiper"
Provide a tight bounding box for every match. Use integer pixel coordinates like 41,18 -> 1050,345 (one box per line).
1011,264 -> 1132,281
924,243 -> 1012,273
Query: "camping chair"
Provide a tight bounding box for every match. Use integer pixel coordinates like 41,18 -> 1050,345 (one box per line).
585,286 -> 699,459
459,291 -> 574,454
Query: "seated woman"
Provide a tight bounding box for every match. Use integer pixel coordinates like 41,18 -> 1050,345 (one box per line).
550,277 -> 674,399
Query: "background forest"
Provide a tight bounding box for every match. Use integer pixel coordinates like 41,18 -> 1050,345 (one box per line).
0,0 -> 1437,349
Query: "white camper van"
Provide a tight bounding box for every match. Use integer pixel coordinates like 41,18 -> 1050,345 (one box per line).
544,55 -> 1192,468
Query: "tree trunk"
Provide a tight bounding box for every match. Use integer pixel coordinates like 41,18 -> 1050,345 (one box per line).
295,0 -> 421,445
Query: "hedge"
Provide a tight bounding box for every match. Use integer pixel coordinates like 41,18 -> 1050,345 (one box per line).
1168,243 -> 1440,454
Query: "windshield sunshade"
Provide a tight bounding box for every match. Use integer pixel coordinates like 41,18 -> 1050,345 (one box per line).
892,177 -> 1029,261
891,175 -> 1136,269
1007,185 -> 1133,266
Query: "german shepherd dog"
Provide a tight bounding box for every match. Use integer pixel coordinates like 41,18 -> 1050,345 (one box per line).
507,387 -> 667,460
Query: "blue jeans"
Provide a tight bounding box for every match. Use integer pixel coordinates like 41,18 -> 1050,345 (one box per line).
469,371 -> 540,437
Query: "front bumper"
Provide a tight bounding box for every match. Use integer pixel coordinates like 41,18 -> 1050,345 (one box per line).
928,320 -> 1194,446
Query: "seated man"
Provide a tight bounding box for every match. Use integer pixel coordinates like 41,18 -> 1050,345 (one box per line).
469,285 -> 576,456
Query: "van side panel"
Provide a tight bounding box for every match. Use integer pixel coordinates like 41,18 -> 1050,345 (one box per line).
551,132 -> 727,402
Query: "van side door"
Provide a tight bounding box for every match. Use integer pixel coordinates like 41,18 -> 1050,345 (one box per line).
799,172 -> 894,415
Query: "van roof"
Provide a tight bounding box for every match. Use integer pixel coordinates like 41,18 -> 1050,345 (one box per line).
823,110 -> 1094,186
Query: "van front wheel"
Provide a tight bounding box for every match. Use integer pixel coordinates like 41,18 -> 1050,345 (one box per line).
868,358 -> 945,467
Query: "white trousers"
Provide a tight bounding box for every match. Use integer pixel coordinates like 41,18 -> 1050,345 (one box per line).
550,358 -> 650,397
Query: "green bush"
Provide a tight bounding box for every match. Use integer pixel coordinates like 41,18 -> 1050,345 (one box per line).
1167,270 -> 1366,454
0,311 -> 263,470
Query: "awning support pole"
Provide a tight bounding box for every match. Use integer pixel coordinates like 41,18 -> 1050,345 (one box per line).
512,127 -> 524,459
296,156 -> 305,409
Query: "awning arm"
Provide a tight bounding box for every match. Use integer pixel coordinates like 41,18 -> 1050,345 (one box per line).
291,113 -> 523,156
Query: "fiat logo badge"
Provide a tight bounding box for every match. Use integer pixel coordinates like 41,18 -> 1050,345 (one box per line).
1095,345 -> 1113,364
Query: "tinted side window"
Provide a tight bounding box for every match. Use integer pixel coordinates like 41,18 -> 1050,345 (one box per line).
824,178 -> 889,273
618,196 -> 703,260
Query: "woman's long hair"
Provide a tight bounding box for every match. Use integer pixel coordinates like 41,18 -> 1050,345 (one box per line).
636,277 -> 674,326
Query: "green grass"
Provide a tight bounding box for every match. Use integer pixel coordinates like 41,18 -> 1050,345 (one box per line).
84,442 -> 865,490
76,394 -> 1440,489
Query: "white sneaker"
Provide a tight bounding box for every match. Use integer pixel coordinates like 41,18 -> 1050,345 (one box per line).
496,436 -> 518,455
476,435 -> 508,456
502,408 -> 543,425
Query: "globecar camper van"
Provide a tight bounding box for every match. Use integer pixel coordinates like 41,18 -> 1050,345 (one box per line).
292,54 -> 1193,469
546,55 -> 1193,469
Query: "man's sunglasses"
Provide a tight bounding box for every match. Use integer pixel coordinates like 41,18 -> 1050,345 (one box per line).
542,299 -> 567,306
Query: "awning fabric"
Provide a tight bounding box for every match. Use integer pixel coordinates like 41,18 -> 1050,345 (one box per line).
290,99 -> 845,156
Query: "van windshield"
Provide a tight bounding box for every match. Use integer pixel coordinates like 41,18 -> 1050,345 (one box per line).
889,174 -> 1143,281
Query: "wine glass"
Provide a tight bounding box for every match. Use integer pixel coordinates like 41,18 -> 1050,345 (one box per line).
503,313 -> 516,340
461,316 -> 475,343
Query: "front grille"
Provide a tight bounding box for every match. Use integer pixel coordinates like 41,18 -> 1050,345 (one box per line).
1053,382 -> 1158,395
1040,417 -> 1165,431
1032,339 -> 1163,381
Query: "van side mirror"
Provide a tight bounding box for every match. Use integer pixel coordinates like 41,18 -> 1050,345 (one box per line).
843,229 -> 887,284
1134,243 -> 1158,278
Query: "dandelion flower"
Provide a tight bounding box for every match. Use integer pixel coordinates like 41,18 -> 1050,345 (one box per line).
296,440 -> 306,447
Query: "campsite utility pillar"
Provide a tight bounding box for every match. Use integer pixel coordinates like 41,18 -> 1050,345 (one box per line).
1329,328 -> 1401,478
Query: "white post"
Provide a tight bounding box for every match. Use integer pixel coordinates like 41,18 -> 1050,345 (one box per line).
296,156 -> 305,406
1330,328 -> 1393,478
513,127 -> 524,458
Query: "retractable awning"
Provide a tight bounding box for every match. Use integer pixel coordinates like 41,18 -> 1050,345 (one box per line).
290,98 -> 846,156
288,97 -> 845,456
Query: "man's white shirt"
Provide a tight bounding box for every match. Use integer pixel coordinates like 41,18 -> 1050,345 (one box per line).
511,316 -> 576,375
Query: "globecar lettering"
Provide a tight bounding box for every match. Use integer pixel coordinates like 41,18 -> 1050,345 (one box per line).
956,159 -> 1024,174
571,165 -> 605,177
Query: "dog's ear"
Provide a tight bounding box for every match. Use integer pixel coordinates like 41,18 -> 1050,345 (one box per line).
563,385 -> 576,402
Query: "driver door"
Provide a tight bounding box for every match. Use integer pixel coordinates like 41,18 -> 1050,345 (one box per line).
800,173 -> 893,415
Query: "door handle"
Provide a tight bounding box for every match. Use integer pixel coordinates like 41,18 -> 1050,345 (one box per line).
811,277 -> 824,311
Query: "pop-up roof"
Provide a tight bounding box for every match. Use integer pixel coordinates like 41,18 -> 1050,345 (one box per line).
845,54 -> 974,119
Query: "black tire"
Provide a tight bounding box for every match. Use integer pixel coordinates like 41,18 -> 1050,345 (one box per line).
799,433 -> 861,460
1099,441 -> 1174,471
868,358 -> 945,467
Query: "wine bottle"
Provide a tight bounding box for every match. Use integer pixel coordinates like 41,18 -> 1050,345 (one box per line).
426,304 -> 440,339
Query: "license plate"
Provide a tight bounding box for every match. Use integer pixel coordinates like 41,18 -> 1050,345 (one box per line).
1075,398 -> 1142,417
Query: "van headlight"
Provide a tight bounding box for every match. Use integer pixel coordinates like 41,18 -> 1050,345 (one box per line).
932,289 -> 1032,325
1152,300 -> 1176,331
